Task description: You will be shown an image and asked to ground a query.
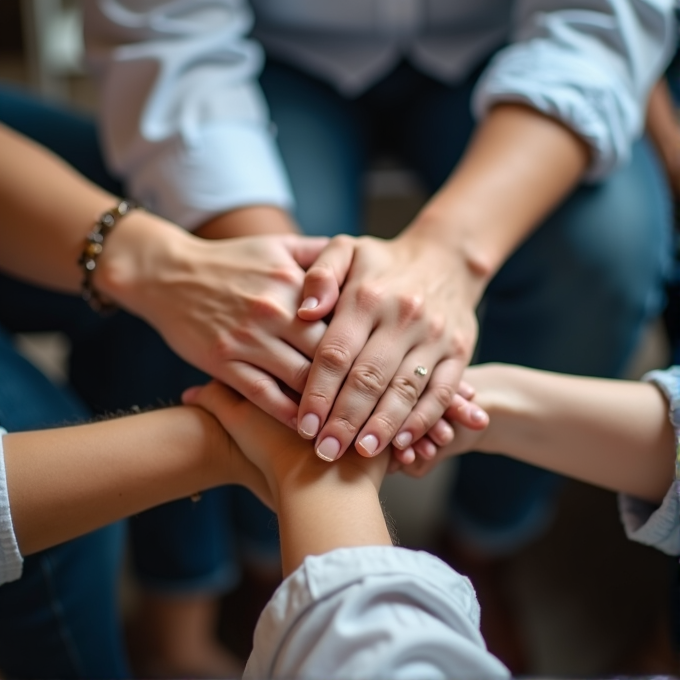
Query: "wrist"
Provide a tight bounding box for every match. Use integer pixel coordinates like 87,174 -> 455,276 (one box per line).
94,211 -> 195,317
400,215 -> 491,306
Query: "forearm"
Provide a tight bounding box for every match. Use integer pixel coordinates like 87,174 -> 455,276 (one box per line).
275,457 -> 392,577
407,104 -> 590,291
194,205 -> 299,239
475,366 -> 675,504
3,406 -> 229,555
647,80 -> 680,182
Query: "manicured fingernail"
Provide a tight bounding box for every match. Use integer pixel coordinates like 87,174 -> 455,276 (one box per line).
471,409 -> 487,424
316,437 -> 341,461
422,441 -> 437,459
299,297 -> 319,311
299,413 -> 320,438
402,447 -> 416,465
357,434 -> 379,456
394,431 -> 413,449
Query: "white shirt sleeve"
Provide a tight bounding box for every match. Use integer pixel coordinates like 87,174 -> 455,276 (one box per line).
473,0 -> 676,181
244,545 -> 510,679
0,430 -> 23,586
84,0 -> 293,230
618,366 -> 680,556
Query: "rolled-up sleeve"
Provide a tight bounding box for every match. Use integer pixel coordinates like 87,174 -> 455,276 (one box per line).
0,430 -> 22,586
84,0 -> 293,230
473,0 -> 676,181
619,366 -> 680,556
244,546 -> 509,679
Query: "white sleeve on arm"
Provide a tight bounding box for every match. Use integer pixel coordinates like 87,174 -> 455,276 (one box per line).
84,0 -> 293,230
244,546 -> 510,680
618,366 -> 680,556
473,0 -> 676,181
0,430 -> 23,586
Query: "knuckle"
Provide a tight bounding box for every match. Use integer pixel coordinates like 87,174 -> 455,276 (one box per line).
317,341 -> 353,373
306,264 -> 333,287
431,382 -> 455,410
329,414 -> 359,438
348,360 -> 388,399
427,315 -> 446,342
397,294 -> 425,327
408,409 -> 431,435
390,374 -> 420,404
355,283 -> 382,312
246,375 -> 276,402
291,361 -> 311,392
250,296 -> 287,322
271,264 -> 301,287
211,335 -> 236,363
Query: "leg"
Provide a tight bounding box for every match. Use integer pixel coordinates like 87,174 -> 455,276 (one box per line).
0,329 -> 128,679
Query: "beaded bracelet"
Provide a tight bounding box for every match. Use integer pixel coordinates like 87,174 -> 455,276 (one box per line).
79,199 -> 139,312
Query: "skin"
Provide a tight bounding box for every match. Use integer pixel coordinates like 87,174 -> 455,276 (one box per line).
0,123 -> 329,429
647,79 -> 680,198
183,381 -> 392,577
440,364 -> 676,505
295,104 -> 589,463
3,405 -> 269,557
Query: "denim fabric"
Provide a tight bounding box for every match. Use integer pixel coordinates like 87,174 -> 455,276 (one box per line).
0,83 -> 279,599
261,59 -> 672,552
0,328 -> 128,678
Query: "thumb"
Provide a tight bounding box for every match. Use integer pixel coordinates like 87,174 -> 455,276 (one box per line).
298,235 -> 355,321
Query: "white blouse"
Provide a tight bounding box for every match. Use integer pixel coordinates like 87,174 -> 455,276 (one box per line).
84,0 -> 675,229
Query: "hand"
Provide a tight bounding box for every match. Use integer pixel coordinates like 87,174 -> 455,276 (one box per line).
183,381 -> 389,506
101,222 -> 329,429
391,380 -> 489,466
295,231 -> 483,462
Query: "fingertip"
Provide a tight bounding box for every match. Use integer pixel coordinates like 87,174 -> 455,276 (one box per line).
181,385 -> 201,404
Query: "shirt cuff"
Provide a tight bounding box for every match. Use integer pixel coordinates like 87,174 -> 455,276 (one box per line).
0,430 -> 23,586
126,121 -> 294,231
472,45 -> 640,182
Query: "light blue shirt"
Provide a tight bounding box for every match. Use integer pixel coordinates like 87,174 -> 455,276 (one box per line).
84,0 -> 675,229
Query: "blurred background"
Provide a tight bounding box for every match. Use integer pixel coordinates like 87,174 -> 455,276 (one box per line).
0,1 -> 678,675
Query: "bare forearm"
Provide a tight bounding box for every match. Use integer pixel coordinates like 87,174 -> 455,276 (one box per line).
194,205 -> 299,239
3,406 -> 229,555
409,104 -> 590,284
275,457 -> 392,577
475,366 -> 675,504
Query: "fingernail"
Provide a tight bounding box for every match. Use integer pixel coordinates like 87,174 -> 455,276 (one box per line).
316,437 -> 341,461
471,409 -> 487,424
299,413 -> 320,438
357,434 -> 379,456
288,416 -> 298,430
181,386 -> 200,403
402,447 -> 416,465
394,431 -> 413,449
299,297 -> 319,311
422,441 -> 437,459
439,422 -> 454,441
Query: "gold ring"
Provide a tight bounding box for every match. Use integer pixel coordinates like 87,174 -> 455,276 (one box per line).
414,365 -> 428,377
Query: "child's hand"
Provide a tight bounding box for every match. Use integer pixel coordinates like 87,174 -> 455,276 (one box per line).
183,381 -> 389,506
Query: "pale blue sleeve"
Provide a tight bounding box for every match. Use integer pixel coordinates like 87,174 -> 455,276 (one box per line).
84,0 -> 293,230
0,430 -> 23,586
244,546 -> 510,679
473,0 -> 676,181
618,366 -> 680,556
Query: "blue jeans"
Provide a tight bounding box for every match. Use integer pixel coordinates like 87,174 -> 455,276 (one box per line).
0,328 -> 128,679
0,82 -> 276,616
261,59 -> 672,553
